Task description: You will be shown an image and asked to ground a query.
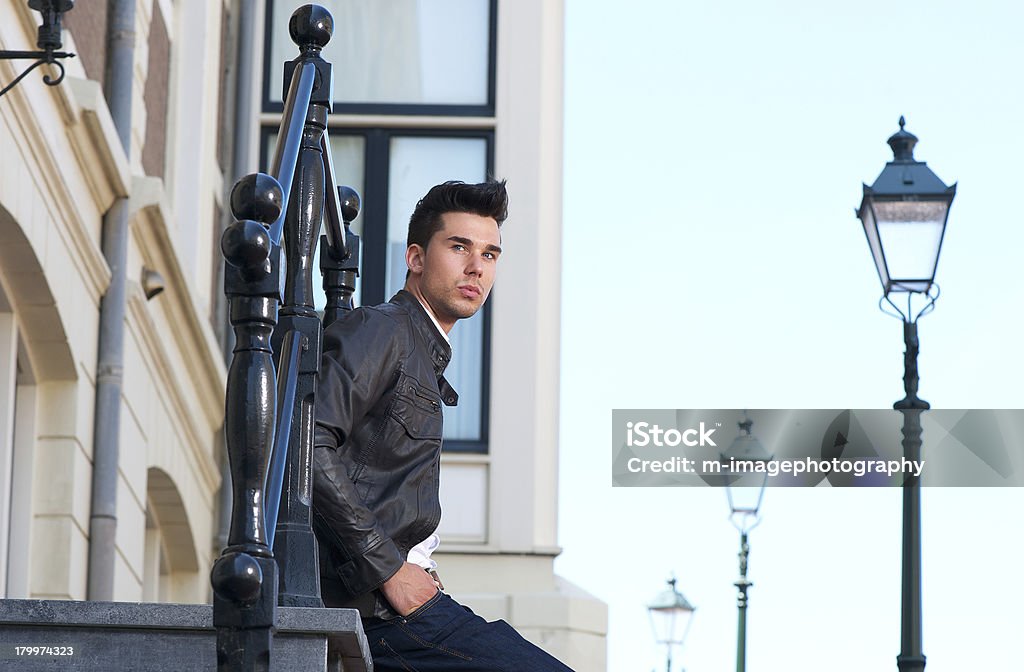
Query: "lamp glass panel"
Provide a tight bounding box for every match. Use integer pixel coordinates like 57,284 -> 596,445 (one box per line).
873,201 -> 947,284
726,481 -> 766,515
722,433 -> 771,516
859,204 -> 890,288
649,606 -> 692,644
670,607 -> 693,644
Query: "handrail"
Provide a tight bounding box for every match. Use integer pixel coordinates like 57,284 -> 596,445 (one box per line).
320,130 -> 349,261
269,61 -> 316,245
265,329 -> 303,549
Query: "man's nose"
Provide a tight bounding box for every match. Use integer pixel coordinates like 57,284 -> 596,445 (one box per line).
465,255 -> 483,276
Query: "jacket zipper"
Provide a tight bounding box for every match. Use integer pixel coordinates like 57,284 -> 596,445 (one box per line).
407,384 -> 441,413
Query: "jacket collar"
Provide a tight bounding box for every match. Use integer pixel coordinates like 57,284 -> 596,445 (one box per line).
390,290 -> 452,378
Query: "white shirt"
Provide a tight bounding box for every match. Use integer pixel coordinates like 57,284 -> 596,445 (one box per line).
408,296 -> 448,570
418,297 -> 451,346
407,533 -> 441,571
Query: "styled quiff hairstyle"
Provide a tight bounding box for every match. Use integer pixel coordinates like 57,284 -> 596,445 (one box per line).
407,180 -> 508,249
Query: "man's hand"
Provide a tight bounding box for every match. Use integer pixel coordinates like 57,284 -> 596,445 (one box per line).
380,562 -> 440,616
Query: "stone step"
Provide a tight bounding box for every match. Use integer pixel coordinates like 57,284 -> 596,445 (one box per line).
0,599 -> 372,671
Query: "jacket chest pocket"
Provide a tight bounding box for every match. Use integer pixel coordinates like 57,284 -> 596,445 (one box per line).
391,378 -> 443,440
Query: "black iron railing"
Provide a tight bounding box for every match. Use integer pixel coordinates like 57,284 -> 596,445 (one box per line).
210,5 -> 361,670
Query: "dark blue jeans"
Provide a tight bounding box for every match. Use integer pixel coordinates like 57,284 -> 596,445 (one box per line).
361,592 -> 575,672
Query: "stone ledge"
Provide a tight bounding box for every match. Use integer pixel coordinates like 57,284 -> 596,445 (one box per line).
0,599 -> 372,671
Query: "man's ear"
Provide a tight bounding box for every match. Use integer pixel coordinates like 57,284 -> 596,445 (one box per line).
406,244 -> 425,275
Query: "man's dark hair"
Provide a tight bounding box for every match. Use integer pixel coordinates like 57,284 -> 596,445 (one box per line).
407,180 -> 508,249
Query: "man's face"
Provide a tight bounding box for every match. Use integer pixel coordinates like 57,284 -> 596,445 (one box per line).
405,211 -> 502,332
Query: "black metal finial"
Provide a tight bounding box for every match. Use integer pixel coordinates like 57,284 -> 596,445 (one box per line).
289,4 -> 333,52
737,409 -> 753,435
337,185 -> 360,224
230,173 -> 283,224
223,174 -> 281,275
29,0 -> 74,51
221,221 -> 271,272
210,551 -> 264,606
887,116 -> 918,162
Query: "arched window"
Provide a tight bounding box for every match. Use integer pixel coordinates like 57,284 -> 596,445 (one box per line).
142,468 -> 203,603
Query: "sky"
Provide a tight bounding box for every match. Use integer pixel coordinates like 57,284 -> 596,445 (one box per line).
554,1 -> 1024,671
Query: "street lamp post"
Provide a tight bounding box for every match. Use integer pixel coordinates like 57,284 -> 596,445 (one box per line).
856,117 -> 956,672
647,576 -> 696,672
721,416 -> 771,672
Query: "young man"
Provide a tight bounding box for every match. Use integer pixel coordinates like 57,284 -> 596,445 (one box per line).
313,180 -> 573,671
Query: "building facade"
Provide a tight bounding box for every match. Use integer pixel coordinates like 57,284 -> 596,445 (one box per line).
0,0 -> 605,668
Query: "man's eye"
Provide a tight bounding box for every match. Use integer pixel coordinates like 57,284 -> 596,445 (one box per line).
483,252 -> 496,260
452,244 -> 466,251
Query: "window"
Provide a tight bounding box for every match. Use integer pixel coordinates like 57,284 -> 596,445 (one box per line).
260,129 -> 493,450
263,0 -> 496,115
260,1 -> 497,452
142,2 -> 171,179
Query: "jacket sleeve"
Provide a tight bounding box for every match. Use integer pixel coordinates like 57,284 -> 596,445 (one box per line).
313,308 -> 405,596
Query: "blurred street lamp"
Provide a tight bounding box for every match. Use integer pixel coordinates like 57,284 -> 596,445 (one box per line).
855,117 -> 955,672
721,415 -> 771,672
647,576 -> 695,672
721,415 -> 771,530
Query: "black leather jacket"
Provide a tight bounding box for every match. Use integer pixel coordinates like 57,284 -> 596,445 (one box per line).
312,290 -> 457,618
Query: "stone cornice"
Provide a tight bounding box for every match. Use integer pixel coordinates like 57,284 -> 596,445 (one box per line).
65,77 -> 131,204
0,74 -> 114,307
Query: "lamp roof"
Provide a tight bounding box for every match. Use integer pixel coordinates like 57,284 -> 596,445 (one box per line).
865,117 -> 955,198
887,116 -> 918,161
720,418 -> 772,463
647,578 -> 695,612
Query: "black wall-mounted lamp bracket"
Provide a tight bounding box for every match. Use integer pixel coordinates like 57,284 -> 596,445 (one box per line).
0,0 -> 76,98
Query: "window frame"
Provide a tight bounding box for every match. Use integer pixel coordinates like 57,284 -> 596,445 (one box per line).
260,0 -> 499,117
258,125 -> 495,453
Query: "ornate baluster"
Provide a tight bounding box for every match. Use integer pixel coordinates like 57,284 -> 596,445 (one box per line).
211,173 -> 284,672
271,4 -> 335,607
322,185 -> 361,329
